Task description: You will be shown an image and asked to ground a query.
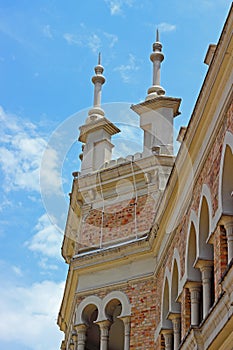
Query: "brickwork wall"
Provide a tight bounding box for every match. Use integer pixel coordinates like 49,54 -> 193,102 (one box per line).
77,193 -> 156,251
73,103 -> 233,349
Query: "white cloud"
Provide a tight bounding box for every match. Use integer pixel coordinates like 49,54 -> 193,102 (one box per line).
104,32 -> 118,47
0,194 -> 13,212
104,0 -> 134,16
40,145 -> 62,195
87,33 -> 101,54
114,53 -> 140,83
0,280 -> 64,350
25,213 -> 62,259
0,106 -> 61,194
63,33 -> 81,45
63,26 -> 118,54
38,257 -> 59,271
42,24 -> 53,39
63,32 -> 101,54
157,22 -> 176,33
12,265 -> 23,276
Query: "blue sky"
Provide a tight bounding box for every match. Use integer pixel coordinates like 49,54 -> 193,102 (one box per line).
0,1 -> 231,349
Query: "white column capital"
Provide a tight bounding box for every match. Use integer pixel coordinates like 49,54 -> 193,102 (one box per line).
219,215 -> 233,227
74,324 -> 87,350
188,282 -> 201,326
162,330 -> 173,350
168,313 -> 181,350
219,216 -> 233,263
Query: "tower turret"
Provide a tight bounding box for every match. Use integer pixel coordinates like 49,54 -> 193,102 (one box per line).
131,30 -> 181,155
86,53 -> 106,122
79,55 -> 120,174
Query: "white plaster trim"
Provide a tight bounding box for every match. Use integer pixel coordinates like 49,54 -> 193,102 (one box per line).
197,185 -> 212,258
161,272 -> 172,328
183,211 -> 198,284
102,291 -> 131,318
171,249 -> 182,283
75,295 -> 102,324
170,250 -> 182,305
214,130 -> 233,227
75,291 -> 131,325
154,321 -> 162,343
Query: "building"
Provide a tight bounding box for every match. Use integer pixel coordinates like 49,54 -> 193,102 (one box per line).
58,5 -> 233,350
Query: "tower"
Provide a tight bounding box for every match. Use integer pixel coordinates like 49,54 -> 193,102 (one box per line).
79,54 -> 120,175
58,7 -> 233,349
131,29 -> 181,156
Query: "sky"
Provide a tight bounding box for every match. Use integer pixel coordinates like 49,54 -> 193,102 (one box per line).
0,1 -> 231,349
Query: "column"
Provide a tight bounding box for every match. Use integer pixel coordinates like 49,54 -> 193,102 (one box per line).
171,316 -> 181,350
163,330 -> 173,350
120,316 -> 131,350
224,220 -> 233,263
71,330 -> 77,350
98,320 -> 111,350
198,262 -> 213,318
75,324 -> 87,350
189,284 -> 201,326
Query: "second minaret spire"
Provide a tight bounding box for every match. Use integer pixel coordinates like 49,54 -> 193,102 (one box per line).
146,29 -> 165,100
86,53 -> 106,123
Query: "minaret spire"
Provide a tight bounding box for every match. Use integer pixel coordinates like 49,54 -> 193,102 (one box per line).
146,28 -> 165,100
86,53 -> 105,123
131,28 -> 181,156
156,28 -> 159,42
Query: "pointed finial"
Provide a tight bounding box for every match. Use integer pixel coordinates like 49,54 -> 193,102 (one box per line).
98,52 -> 101,65
156,28 -> 159,42
146,28 -> 165,99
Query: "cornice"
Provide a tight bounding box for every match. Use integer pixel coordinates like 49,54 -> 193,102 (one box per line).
71,235 -> 153,270
131,96 -> 181,117
78,116 -> 120,143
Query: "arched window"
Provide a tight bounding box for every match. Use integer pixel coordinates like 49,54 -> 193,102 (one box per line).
75,292 -> 131,350
184,219 -> 202,329
170,260 -> 181,350
161,277 -> 173,349
82,304 -> 100,349
105,298 -> 124,350
187,223 -> 201,282
220,143 -> 233,264
171,260 -> 180,313
222,145 -> 233,215
162,278 -> 172,330
199,196 -> 213,260
197,195 -> 214,319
